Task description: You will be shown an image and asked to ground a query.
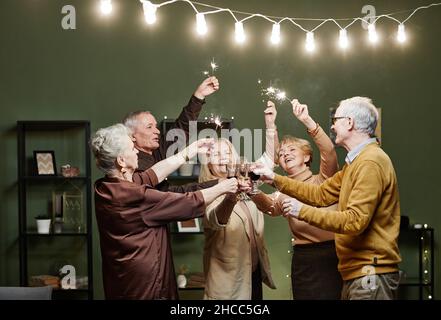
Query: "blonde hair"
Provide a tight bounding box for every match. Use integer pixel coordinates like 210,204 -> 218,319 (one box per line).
199,138 -> 240,183
278,135 -> 313,167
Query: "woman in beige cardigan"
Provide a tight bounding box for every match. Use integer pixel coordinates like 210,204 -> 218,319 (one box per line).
199,138 -> 276,300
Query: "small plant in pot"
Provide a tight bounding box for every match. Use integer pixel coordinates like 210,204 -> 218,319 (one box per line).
35,214 -> 52,234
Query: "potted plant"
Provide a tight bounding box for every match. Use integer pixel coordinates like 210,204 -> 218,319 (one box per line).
35,215 -> 52,234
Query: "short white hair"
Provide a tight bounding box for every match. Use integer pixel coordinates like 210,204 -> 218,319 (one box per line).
90,123 -> 132,175
122,110 -> 151,135
338,96 -> 379,137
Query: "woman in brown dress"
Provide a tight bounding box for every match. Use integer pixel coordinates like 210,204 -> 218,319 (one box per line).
90,123 -> 238,300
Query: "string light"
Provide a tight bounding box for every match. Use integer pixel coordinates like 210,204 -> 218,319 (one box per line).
235,21 -> 246,43
368,23 -> 379,44
100,0 -> 112,15
270,23 -> 281,45
305,31 -> 315,52
397,24 -> 406,43
196,13 -> 207,35
121,1 -> 441,51
339,29 -> 349,49
142,0 -> 157,24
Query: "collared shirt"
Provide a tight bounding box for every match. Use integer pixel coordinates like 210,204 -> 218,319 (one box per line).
345,137 -> 378,164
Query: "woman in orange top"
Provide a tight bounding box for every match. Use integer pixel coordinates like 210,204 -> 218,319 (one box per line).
250,99 -> 342,300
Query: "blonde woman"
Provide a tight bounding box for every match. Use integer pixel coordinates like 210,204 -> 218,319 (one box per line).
199,138 -> 276,300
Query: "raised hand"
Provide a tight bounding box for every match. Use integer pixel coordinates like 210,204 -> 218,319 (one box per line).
264,100 -> 277,129
291,98 -> 317,131
194,76 -> 220,99
196,138 -> 215,154
218,177 -> 238,194
238,178 -> 252,194
250,162 -> 275,184
187,138 -> 215,159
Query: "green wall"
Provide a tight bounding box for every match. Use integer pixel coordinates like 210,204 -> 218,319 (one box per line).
1,0 -> 440,299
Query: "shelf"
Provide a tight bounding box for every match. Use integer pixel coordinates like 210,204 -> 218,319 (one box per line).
178,287 -> 204,290
17,120 -> 90,131
400,283 -> 432,287
17,120 -> 93,300
171,231 -> 203,235
166,175 -> 198,181
24,232 -> 88,237
53,288 -> 90,292
400,277 -> 432,286
21,176 -> 89,181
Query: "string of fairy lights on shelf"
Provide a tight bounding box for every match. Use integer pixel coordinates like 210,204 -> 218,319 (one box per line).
98,0 -> 441,51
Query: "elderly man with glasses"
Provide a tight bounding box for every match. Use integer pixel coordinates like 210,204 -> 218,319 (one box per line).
254,96 -> 401,300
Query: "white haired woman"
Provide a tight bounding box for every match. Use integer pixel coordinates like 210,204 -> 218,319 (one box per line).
90,123 -> 237,300
199,138 -> 276,300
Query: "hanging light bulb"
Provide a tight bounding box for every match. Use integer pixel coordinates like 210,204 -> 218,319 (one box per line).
100,0 -> 112,15
397,24 -> 407,43
235,21 -> 246,43
368,23 -> 378,44
305,31 -> 315,52
196,13 -> 207,36
270,23 -> 281,45
339,29 -> 349,49
142,0 -> 157,25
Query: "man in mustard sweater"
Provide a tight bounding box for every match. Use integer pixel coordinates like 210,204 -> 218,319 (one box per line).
253,96 -> 401,300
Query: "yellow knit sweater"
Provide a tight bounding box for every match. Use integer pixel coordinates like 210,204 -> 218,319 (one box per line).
274,143 -> 401,280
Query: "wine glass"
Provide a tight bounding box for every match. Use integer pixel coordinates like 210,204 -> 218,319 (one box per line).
248,163 -> 261,195
238,157 -> 250,183
226,161 -> 238,179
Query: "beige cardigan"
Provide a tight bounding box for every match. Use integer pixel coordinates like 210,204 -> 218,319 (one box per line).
202,195 -> 276,300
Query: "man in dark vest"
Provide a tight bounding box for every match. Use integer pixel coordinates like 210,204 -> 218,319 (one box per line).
123,76 -> 219,192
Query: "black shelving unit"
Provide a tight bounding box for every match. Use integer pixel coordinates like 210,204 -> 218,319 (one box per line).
398,227 -> 434,300
17,120 -> 93,300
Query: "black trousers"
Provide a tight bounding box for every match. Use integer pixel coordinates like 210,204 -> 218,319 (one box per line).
291,240 -> 342,300
251,267 -> 262,300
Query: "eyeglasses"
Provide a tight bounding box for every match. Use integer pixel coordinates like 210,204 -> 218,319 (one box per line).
332,116 -> 350,125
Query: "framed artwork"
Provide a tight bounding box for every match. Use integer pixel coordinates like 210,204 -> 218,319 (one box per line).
34,150 -> 57,175
177,218 -> 201,232
329,107 -> 382,145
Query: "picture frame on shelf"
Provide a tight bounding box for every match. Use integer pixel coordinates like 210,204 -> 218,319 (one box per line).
177,218 -> 201,232
33,150 -> 57,175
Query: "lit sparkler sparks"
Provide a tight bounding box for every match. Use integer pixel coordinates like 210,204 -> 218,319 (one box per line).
258,79 -> 292,103
206,113 -> 223,130
202,58 -> 219,78
210,59 -> 218,74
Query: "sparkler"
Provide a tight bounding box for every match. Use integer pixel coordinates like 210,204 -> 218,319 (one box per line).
205,113 -> 223,130
258,79 -> 292,103
203,58 -> 219,78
